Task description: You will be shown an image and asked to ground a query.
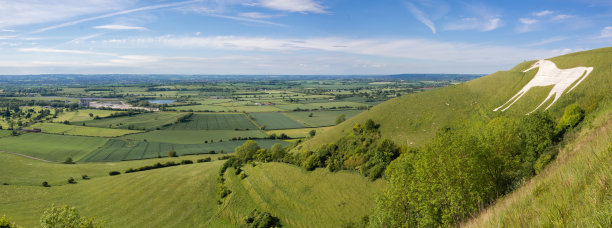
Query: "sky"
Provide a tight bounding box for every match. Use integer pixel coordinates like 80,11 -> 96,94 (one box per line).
0,0 -> 610,75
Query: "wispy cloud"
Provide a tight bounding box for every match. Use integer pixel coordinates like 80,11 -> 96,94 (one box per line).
405,2 -> 436,34
18,47 -> 115,56
533,10 -> 553,17
524,36 -> 568,46
517,18 -> 539,32
256,0 -> 327,13
206,14 -> 286,27
599,26 -> 612,38
238,12 -> 277,19
30,0 -> 197,34
94,24 -> 148,31
444,18 -> 501,31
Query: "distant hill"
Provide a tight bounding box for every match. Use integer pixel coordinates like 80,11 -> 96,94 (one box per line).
297,47 -> 612,152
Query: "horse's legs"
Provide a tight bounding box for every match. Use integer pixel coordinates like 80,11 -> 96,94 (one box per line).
566,67 -> 593,93
494,88 -> 527,111
500,89 -> 529,112
528,92 -> 557,114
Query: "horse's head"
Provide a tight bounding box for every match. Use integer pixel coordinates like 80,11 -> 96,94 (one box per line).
522,60 -> 545,73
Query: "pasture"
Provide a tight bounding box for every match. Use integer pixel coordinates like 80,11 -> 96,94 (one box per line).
31,123 -> 142,137
0,133 -> 108,162
284,110 -> 363,127
163,113 -> 258,130
266,127 -> 332,138
72,112 -> 187,130
81,139 -> 288,162
119,130 -> 266,144
53,109 -> 121,123
249,112 -> 305,130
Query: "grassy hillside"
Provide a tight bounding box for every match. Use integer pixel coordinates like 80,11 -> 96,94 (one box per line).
297,47 -> 612,151
0,160 -> 383,227
465,99 -> 612,227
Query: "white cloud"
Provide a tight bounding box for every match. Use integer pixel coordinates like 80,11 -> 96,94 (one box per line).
599,26 -> 612,38
551,14 -> 573,20
94,24 -> 148,31
533,10 -> 553,17
30,0 -> 196,34
444,17 -> 501,31
18,47 -> 115,56
405,2 -> 436,34
98,35 -> 570,65
0,0 -> 134,28
519,18 -> 538,25
524,37 -> 568,46
257,0 -> 326,13
238,12 -> 276,19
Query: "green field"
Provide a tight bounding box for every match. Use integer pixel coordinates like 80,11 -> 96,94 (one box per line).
81,139 -> 288,162
249,113 -> 306,130
266,127 -> 332,138
53,109 -> 123,123
119,130 -> 267,144
72,112 -> 187,130
163,113 -> 258,130
0,133 -> 108,162
0,160 -> 382,227
31,123 -> 142,137
284,110 -> 363,127
276,102 -> 370,111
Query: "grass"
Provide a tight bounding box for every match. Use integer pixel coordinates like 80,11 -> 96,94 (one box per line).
266,127 -> 332,138
53,109 -> 122,123
0,152 -> 225,186
0,159 -> 384,227
276,101 -> 369,111
283,110 -> 363,127
163,113 -> 259,130
72,112 -> 187,131
297,47 -> 612,152
249,113 -> 305,130
219,162 -> 385,227
464,100 -> 612,227
119,130 -> 267,144
0,133 -> 107,162
30,123 -> 142,137
81,139 -> 289,162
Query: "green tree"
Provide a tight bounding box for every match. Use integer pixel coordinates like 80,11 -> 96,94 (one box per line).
235,140 -> 260,161
40,205 -> 103,228
557,103 -> 585,132
308,129 -> 316,137
269,143 -> 286,161
520,111 -> 556,176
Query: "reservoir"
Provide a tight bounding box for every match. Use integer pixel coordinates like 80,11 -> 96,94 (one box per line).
147,99 -> 175,104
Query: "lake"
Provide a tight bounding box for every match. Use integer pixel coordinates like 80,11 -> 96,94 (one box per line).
147,99 -> 175,104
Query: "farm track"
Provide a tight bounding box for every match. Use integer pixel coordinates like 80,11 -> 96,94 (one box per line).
0,150 -> 59,163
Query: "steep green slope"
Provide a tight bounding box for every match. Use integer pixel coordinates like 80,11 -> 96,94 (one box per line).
297,47 -> 612,151
0,160 -> 382,227
464,99 -> 612,227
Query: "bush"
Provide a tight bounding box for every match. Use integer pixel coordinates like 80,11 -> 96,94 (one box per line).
63,157 -> 74,164
217,184 -> 232,198
81,174 -> 89,180
109,171 -> 120,176
42,181 -> 50,187
67,177 -> 76,184
168,151 -> 178,157
40,205 -> 103,228
244,209 -> 281,228
197,157 -> 212,163
239,172 -> 248,179
0,215 -> 18,228
181,160 -> 193,165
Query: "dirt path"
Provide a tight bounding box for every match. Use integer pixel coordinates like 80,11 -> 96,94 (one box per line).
0,150 -> 60,163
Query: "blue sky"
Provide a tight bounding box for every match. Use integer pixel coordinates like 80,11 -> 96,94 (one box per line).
0,0 -> 610,75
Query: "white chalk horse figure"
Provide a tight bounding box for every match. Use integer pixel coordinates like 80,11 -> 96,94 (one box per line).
493,60 -> 593,114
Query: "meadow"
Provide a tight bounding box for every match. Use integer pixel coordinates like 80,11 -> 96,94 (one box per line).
72,112 -> 187,130
80,139 -> 288,162
0,133 -> 108,162
31,123 -> 142,137
284,110 -> 362,127
249,112 -> 305,130
163,113 -> 258,130
119,130 -> 267,144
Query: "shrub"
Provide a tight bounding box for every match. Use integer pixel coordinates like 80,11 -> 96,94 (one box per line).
168,151 -> 178,157
109,171 -> 120,176
217,184 -> 232,198
63,157 -> 74,164
181,160 -> 193,165
197,157 -> 212,163
40,205 -> 103,228
0,215 -> 17,228
81,174 -> 89,180
67,177 -> 76,184
239,173 -> 248,179
244,209 -> 281,228
42,181 -> 50,187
